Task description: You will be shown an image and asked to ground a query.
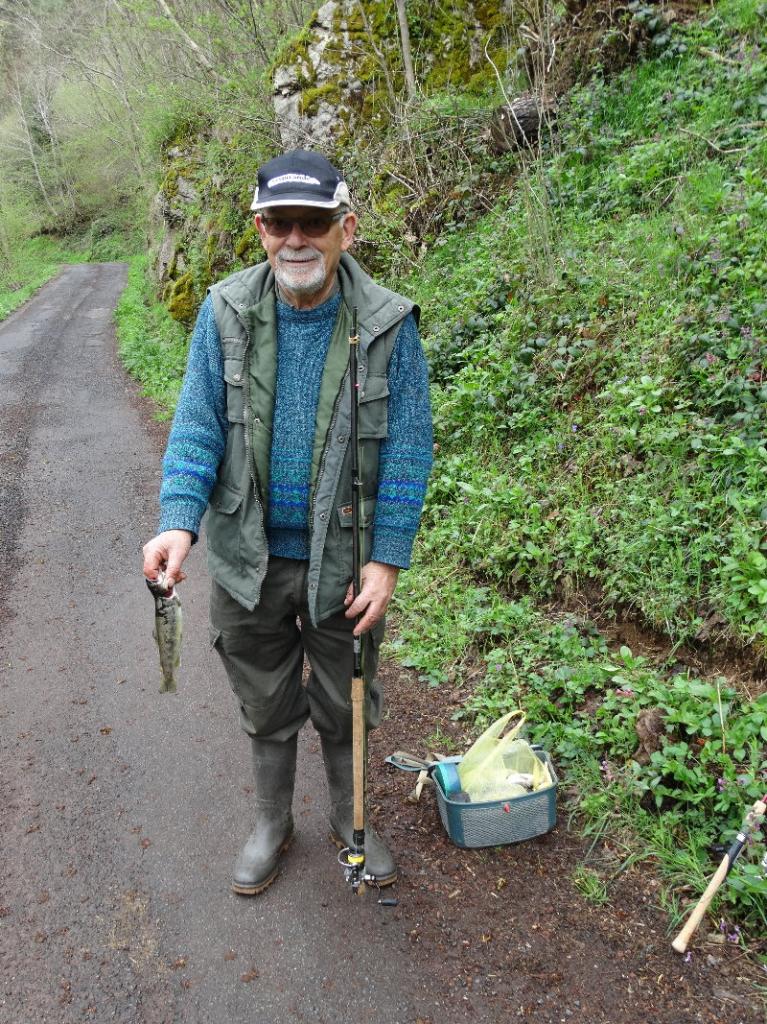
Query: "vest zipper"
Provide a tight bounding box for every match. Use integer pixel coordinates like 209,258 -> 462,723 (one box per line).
238,311 -> 269,602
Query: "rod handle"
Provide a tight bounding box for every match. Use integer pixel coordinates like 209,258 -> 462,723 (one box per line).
351,674 -> 365,832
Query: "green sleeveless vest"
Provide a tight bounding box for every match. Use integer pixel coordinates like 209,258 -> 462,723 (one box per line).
205,252 -> 418,625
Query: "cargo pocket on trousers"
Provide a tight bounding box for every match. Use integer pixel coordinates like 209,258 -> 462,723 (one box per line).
209,626 -> 263,736
209,625 -> 241,699
363,616 -> 385,683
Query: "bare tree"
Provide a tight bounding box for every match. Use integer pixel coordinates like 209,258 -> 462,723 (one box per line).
395,0 -> 416,99
8,67 -> 57,218
0,188 -> 12,270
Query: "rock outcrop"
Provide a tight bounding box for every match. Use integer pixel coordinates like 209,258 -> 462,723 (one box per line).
271,0 -> 512,150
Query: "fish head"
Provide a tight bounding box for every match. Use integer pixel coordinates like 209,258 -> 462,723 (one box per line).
146,571 -> 175,599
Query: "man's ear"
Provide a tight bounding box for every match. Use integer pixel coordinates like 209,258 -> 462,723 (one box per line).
340,212 -> 358,252
254,214 -> 268,248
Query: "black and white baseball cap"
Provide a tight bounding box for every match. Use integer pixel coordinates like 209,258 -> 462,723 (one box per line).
250,149 -> 351,211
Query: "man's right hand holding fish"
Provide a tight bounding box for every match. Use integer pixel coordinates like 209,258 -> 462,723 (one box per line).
142,529 -> 193,588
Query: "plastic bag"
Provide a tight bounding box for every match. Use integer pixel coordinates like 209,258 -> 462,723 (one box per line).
458,710 -> 552,802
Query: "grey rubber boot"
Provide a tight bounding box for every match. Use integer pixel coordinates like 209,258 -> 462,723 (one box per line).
320,737 -> 397,886
232,735 -> 297,895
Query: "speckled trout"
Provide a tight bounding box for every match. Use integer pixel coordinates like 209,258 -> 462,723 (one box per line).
146,571 -> 182,693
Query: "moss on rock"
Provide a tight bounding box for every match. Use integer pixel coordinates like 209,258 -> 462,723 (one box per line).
166,272 -> 197,324
271,0 -> 516,148
271,24 -> 317,82
300,80 -> 346,118
234,223 -> 260,261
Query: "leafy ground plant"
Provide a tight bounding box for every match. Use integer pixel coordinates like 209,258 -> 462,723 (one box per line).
572,864 -> 610,905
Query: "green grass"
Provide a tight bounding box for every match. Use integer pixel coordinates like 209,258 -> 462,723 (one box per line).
389,0 -> 767,938
0,236 -> 83,321
572,864 -> 610,906
114,253 -> 190,416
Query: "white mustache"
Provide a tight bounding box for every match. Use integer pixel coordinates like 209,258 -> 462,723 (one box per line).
277,247 -> 320,264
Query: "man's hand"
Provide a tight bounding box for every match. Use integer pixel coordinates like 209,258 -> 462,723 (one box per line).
344,561 -> 400,636
142,530 -> 193,588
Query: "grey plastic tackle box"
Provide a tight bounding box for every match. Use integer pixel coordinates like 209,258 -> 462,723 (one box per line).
433,746 -> 558,849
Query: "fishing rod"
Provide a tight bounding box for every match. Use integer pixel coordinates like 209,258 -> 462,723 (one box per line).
672,792 -> 767,953
338,306 -> 371,894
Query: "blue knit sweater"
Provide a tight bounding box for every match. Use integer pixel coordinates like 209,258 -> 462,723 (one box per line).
159,290 -> 432,568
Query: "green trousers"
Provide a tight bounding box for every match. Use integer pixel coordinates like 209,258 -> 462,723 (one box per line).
209,556 -> 384,744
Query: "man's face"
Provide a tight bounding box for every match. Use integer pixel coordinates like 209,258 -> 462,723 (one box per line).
255,205 -> 357,309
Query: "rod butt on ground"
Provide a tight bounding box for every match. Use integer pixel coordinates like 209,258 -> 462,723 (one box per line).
671,857 -> 729,953
671,796 -> 766,954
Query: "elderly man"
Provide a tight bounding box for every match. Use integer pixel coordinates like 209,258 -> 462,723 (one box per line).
143,150 -> 433,894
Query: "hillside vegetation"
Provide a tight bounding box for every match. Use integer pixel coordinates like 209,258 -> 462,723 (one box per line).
394,0 -> 767,939
391,0 -> 761,937
0,0 -> 765,944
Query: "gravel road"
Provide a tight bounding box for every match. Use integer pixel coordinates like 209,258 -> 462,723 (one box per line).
0,264 -> 444,1024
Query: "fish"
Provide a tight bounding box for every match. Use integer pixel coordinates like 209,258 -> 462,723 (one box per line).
146,570 -> 182,693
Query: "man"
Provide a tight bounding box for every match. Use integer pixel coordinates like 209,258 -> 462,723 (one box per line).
142,149 -> 433,894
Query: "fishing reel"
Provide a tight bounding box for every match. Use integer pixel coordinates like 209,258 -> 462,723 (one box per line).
337,847 -> 399,905
337,845 -> 374,895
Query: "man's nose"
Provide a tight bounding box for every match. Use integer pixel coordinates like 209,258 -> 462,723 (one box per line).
283,221 -> 311,246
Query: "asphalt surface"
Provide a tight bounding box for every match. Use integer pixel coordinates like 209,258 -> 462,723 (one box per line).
0,264 -> 443,1024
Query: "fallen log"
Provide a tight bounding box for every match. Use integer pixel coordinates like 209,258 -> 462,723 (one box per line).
489,94 -> 556,153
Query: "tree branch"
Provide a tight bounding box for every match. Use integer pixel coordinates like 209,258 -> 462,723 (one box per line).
155,0 -> 218,76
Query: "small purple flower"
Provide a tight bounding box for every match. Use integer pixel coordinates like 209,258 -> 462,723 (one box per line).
684,952 -> 692,963
727,925 -> 741,944
572,423 -> 579,432
716,777 -> 726,793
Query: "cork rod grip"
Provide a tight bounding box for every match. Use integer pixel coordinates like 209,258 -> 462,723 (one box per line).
351,675 -> 366,832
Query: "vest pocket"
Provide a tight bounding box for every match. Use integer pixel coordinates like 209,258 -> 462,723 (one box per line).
209,480 -> 243,514
222,339 -> 247,425
358,373 -> 389,438
224,373 -> 245,424
336,497 -> 376,528
207,480 -> 243,571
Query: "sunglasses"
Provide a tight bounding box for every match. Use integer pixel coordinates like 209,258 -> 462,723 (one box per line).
259,212 -> 346,238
